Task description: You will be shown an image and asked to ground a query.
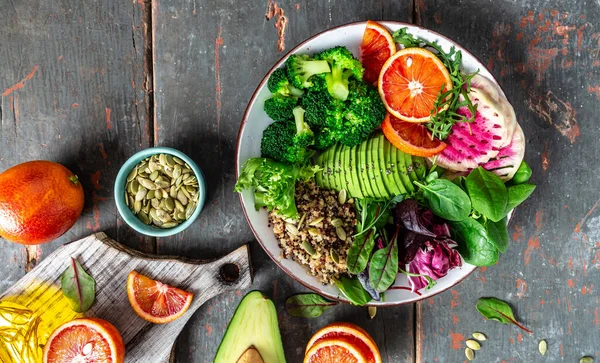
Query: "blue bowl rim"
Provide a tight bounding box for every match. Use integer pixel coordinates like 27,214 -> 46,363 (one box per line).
114,146 -> 206,237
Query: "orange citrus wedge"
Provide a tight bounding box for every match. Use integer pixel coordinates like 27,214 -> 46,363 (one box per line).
43,318 -> 125,363
127,270 -> 193,324
305,322 -> 382,363
304,337 -> 368,363
378,47 -> 453,123
361,20 -> 396,85
382,113 -> 447,157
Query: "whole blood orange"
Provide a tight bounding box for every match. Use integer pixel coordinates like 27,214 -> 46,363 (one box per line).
43,318 -> 125,363
0,161 -> 84,245
378,47 -> 453,123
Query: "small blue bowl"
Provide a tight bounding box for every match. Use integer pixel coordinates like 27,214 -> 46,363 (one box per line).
115,147 -> 206,237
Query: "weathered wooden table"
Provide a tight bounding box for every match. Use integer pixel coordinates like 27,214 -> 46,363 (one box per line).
1,0 -> 598,362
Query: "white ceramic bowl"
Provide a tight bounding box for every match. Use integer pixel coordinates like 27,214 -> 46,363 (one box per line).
236,21 -> 508,305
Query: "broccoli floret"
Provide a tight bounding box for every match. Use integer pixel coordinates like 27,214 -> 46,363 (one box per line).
261,106 -> 315,164
264,96 -> 298,121
313,126 -> 339,150
285,54 -> 331,89
316,46 -> 364,101
301,86 -> 345,129
267,68 -> 305,97
337,81 -> 386,147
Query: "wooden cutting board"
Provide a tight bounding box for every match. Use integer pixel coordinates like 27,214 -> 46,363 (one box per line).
0,232 -> 253,362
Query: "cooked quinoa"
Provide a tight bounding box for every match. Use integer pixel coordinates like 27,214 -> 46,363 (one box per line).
269,181 -> 357,284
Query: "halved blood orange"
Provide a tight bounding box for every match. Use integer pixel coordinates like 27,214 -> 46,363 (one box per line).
378,47 -> 453,123
361,20 -> 396,85
305,322 -> 382,363
304,337 -> 368,363
43,318 -> 125,363
382,113 -> 447,157
127,270 -> 193,324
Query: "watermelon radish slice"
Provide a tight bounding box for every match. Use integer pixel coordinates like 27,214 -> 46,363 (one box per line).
481,123 -> 525,181
469,75 -> 517,142
432,88 -> 509,172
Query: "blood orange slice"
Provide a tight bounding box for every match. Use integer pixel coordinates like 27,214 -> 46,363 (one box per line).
43,318 -> 125,363
304,337 -> 368,363
305,322 -> 382,363
378,47 -> 453,123
361,21 -> 396,85
382,113 -> 446,157
127,270 -> 193,324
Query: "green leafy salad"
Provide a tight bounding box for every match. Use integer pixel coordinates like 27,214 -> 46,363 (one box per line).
236,26 -> 535,305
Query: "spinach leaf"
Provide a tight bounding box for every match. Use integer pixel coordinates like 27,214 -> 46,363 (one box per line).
61,258 -> 96,313
450,218 -> 499,266
451,176 -> 467,191
285,293 -> 338,318
476,297 -> 533,333
347,229 -> 376,274
466,167 -> 508,222
335,276 -> 372,306
484,217 -> 509,253
415,179 -> 471,221
369,227 -> 400,292
510,161 -> 533,185
357,264 -> 381,301
506,183 -> 536,211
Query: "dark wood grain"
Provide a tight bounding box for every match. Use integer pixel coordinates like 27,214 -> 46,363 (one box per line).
414,1 -> 600,362
0,0 -> 154,282
151,1 -> 413,362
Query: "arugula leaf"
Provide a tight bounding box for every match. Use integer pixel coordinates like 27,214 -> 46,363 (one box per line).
285,293 -> 338,318
347,229 -> 376,274
335,276 -> 372,306
354,196 -> 402,237
369,227 -> 400,292
476,297 -> 533,333
509,161 -> 533,185
506,183 -> 536,211
415,179 -> 471,221
466,167 -> 508,222
450,218 -> 499,266
483,217 -> 509,253
61,258 -> 96,313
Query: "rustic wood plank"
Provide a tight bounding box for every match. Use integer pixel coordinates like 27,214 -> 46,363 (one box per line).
0,0 -> 154,291
0,232 -> 252,363
415,1 -> 600,362
151,1 -> 413,362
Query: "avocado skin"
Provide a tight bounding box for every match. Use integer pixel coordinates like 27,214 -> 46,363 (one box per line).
214,291 -> 286,363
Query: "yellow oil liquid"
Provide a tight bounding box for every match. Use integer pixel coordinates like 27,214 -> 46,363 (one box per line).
0,281 -> 81,363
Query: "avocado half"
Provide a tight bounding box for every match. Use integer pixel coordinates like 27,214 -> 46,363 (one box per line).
214,291 -> 286,363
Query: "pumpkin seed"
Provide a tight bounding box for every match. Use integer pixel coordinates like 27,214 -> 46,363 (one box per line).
137,212 -> 150,225
173,156 -> 184,165
155,189 -> 163,200
330,249 -> 340,264
138,177 -> 157,190
155,180 -> 170,189
165,198 -> 175,212
177,211 -> 186,220
472,332 -> 487,341
297,213 -> 307,230
127,168 -> 137,182
151,199 -> 161,209
134,201 -> 142,214
308,228 -> 320,236
135,188 -> 147,202
331,218 -> 343,227
180,186 -> 192,200
128,196 -> 135,208
149,170 -> 159,181
183,175 -> 197,185
336,227 -> 347,241
159,153 -> 167,166
368,306 -> 376,319
185,203 -> 195,219
465,347 -> 474,361
149,160 -> 159,172
538,340 -> 547,356
170,185 -> 177,199
174,199 -> 185,212
173,165 -> 182,180
186,185 -> 196,194
177,190 -> 188,205
165,154 -> 175,167
124,192 -> 130,207
285,223 -> 299,236
309,216 -> 324,226
146,190 -> 155,200
338,189 -> 347,204
128,180 -> 139,194
161,222 -> 178,228
580,357 -> 594,363
301,241 -> 316,256
142,201 -> 150,214
466,340 -> 480,351
155,209 -> 171,223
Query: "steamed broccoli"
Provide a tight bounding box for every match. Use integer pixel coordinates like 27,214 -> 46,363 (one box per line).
338,81 -> 386,147
301,86 -> 345,129
267,68 -> 305,97
313,126 -> 339,150
264,95 -> 298,121
261,106 -> 315,164
285,54 -> 331,89
315,46 -> 364,101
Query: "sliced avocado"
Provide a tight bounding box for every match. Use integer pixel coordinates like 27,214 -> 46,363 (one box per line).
358,139 -> 375,198
377,133 -> 400,196
371,135 -> 390,199
333,143 -> 342,191
339,144 -> 349,195
413,156 -> 427,181
366,137 -> 383,198
315,152 -> 324,188
384,137 -> 407,195
341,145 -> 357,198
320,148 -> 331,189
349,145 -> 364,199
405,152 -> 419,183
325,145 -> 336,190
396,147 -> 415,193
214,291 -> 286,363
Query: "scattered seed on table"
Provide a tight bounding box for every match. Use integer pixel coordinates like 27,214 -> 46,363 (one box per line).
580,357 -> 594,363
466,339 -> 481,351
538,340 -> 547,355
465,347 -> 474,361
368,306 -> 376,319
472,332 -> 487,341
